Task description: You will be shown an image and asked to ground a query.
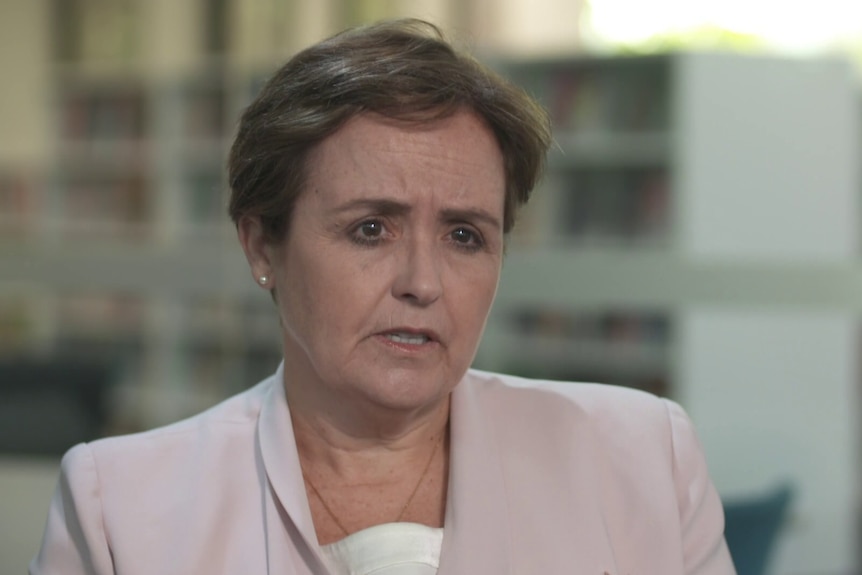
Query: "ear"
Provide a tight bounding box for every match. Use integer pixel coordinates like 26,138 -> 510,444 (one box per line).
237,215 -> 275,289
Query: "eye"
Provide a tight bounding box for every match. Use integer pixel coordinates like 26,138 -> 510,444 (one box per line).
350,218 -> 387,246
450,227 -> 483,250
357,220 -> 383,238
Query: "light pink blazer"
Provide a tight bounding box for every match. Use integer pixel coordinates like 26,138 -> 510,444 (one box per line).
31,365 -> 736,574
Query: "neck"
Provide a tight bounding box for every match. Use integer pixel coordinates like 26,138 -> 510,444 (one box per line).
289,391 -> 450,478
285,375 -> 452,540
281,352 -> 453,449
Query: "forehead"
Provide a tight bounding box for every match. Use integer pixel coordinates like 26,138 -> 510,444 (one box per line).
304,110 -> 505,205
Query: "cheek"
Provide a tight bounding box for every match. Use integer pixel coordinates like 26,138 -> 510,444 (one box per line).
277,248 -> 381,341
274,252 -> 330,341
448,260 -> 501,324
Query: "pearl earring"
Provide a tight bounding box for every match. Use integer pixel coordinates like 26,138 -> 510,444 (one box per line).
258,275 -> 269,286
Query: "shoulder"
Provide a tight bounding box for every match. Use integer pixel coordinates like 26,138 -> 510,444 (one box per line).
458,370 -> 732,572
460,369 -> 687,475
62,375 -> 275,487
463,368 -> 674,437
37,376 -> 280,573
461,369 -> 715,513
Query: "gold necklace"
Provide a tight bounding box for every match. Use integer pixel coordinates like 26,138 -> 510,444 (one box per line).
303,432 -> 444,537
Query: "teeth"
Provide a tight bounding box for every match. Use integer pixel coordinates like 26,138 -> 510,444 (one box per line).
386,333 -> 429,345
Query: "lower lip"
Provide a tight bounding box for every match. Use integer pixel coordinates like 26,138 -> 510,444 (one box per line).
375,334 -> 438,353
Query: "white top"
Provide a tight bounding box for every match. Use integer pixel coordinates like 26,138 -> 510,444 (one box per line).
320,523 -> 444,575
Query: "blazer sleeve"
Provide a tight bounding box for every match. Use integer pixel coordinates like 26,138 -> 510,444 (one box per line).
29,443 -> 115,575
664,400 -> 737,575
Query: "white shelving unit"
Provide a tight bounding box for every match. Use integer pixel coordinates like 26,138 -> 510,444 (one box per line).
476,52 -> 860,575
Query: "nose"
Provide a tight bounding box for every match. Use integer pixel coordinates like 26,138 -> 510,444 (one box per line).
392,235 -> 443,306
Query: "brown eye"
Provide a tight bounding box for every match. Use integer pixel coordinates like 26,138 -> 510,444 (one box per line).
350,219 -> 388,247
450,227 -> 483,251
451,227 -> 474,243
358,220 -> 383,238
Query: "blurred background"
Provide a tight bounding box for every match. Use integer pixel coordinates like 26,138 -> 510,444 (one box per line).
1,0 -> 861,574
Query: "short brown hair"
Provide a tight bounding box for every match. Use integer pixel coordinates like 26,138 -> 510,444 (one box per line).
227,18 -> 551,239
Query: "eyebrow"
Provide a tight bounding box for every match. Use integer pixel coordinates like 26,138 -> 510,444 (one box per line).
330,198 -> 502,231
330,198 -> 410,217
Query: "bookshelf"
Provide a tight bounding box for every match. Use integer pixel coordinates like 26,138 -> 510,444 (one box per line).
0,0 -> 293,437
474,52 -> 860,575
475,55 -> 679,395
2,0 -> 394,442
1,2 -> 861,572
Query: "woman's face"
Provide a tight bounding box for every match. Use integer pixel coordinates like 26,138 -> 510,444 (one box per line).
255,109 -> 505,418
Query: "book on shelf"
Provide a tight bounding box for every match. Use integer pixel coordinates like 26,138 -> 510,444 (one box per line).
510,307 -> 670,345
0,172 -> 41,236
58,174 -> 150,237
61,86 -> 147,142
181,295 -> 282,395
502,306 -> 672,395
182,80 -> 228,141
632,170 -> 670,241
514,58 -> 670,134
55,291 -> 145,339
619,64 -> 670,132
558,167 -> 671,246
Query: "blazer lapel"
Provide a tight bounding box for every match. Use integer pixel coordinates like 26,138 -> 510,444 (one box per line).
440,372 -> 620,575
556,408 -> 621,574
257,364 -> 330,574
437,374 -> 512,575
255,366 -> 619,574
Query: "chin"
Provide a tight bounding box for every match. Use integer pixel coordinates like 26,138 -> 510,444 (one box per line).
360,369 -> 455,411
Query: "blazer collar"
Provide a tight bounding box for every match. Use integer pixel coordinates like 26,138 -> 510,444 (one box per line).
257,363 -> 329,574
257,366 -> 617,574
256,364 -> 512,574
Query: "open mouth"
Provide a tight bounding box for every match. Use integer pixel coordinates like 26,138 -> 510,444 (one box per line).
385,332 -> 431,345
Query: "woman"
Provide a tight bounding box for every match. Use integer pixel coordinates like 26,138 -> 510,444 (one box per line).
31,19 -> 735,575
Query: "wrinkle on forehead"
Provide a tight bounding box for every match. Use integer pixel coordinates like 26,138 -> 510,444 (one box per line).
305,110 -> 505,210
321,109 -> 502,164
